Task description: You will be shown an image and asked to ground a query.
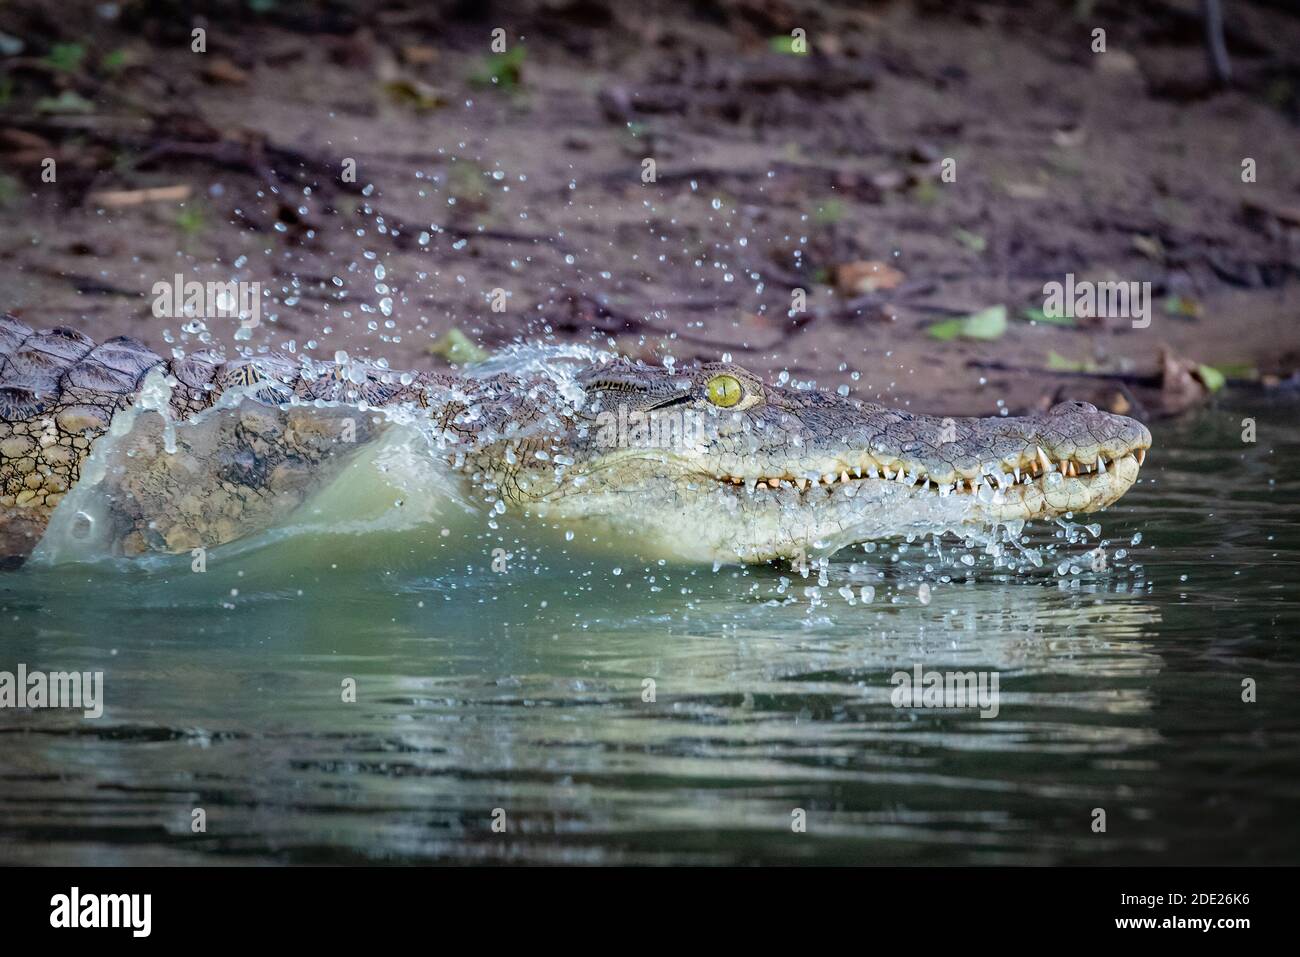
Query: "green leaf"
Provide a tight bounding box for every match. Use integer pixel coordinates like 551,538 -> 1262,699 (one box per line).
101,49 -> 131,73
35,90 -> 94,114
910,179 -> 940,205
469,46 -> 526,90
1021,306 -> 1075,327
1047,350 -> 1080,371
427,328 -> 489,365
929,305 -> 1007,341
382,79 -> 447,112
769,36 -> 808,56
1045,350 -> 1096,372
43,43 -> 85,73
1196,364 -> 1226,393
174,205 -> 207,237
812,199 -> 844,225
952,228 -> 986,253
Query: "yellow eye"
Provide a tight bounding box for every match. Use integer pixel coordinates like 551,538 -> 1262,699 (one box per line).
706,374 -> 743,408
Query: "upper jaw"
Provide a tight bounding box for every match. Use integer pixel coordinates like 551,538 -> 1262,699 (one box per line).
700,443 -> 1148,496
690,401 -> 1152,509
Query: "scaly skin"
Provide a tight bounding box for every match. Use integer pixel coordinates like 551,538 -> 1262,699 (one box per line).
0,315 -> 1151,566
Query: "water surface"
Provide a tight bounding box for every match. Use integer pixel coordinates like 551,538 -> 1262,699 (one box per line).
2,400 -> 1297,865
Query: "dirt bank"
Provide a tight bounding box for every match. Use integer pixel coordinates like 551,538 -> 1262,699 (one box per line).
2,0 -> 1299,419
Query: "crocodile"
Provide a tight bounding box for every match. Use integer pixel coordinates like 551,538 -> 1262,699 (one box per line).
0,314 -> 1151,567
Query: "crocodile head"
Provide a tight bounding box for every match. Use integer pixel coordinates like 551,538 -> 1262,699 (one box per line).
478,359 -> 1152,563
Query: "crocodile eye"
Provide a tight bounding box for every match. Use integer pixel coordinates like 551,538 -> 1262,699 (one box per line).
706,374 -> 743,408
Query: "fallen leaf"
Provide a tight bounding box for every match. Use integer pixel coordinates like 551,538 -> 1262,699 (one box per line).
1131,234 -> 1164,261
43,43 -> 85,73
928,305 -> 1007,341
35,91 -> 94,115
202,57 -> 249,85
383,78 -> 447,112
1004,182 -> 1048,200
832,260 -> 906,296
952,228 -> 986,253
1162,295 -> 1202,318
1095,51 -> 1140,76
1046,350 -> 1095,372
89,185 -> 192,207
469,46 -> 526,90
400,45 -> 439,66
1195,364 -> 1226,393
869,169 -> 908,191
1052,126 -> 1086,148
1022,306 -> 1076,327
427,328 -> 488,365
770,35 -> 809,56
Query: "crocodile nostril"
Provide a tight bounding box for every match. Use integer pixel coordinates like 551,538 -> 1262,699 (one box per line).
1049,400 -> 1098,415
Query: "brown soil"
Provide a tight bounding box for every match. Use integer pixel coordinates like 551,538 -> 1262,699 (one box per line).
2,0 -> 1299,419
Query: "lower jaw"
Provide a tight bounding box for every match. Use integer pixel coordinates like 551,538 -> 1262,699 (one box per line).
969,461 -> 1140,521
521,460 -> 1139,565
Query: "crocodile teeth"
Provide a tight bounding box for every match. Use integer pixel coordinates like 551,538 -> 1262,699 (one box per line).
1013,467 -> 1021,483
1037,447 -> 1052,472
840,471 -> 851,484
1096,456 -> 1106,474
1136,449 -> 1146,466
795,478 -> 809,491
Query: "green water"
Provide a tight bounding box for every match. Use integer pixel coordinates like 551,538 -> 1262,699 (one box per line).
2,401 -> 1297,865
